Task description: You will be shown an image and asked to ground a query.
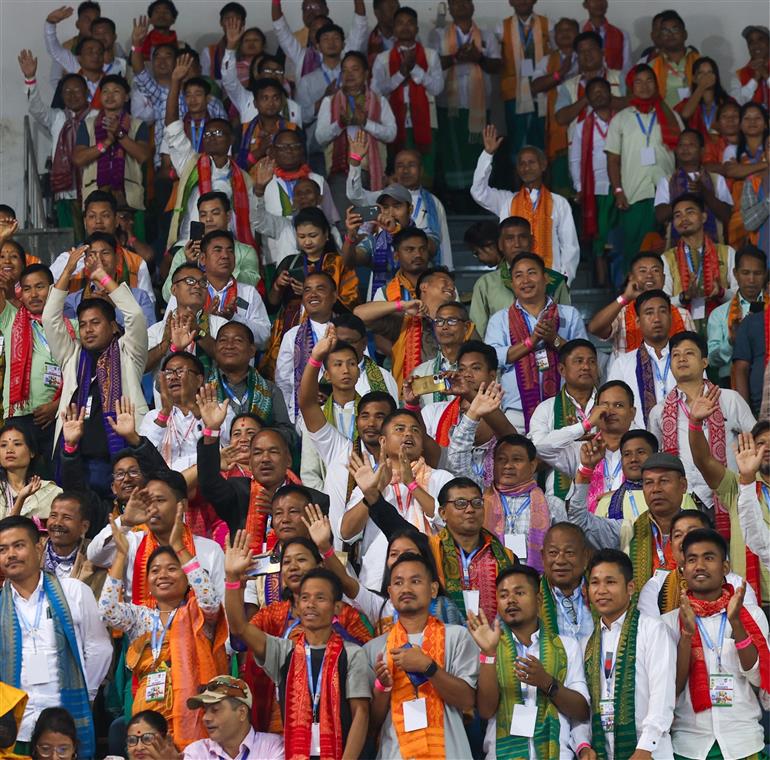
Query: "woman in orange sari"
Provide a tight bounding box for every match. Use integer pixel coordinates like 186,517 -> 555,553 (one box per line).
98,510 -> 228,750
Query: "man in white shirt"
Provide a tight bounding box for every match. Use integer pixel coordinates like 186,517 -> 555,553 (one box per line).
580,548 -> 676,760
607,290 -> 678,429
0,515 -> 112,753
663,529 -> 768,760
87,473 -> 225,602
734,427 -> 770,573
471,125 -> 580,286
729,25 -> 770,104
468,564 -> 590,760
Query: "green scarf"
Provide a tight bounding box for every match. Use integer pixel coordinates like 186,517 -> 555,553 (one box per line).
212,367 -> 273,423
362,355 -> 388,394
539,577 -> 562,638
495,621 -> 567,760
584,602 -> 641,760
322,393 -> 360,445
552,388 -> 576,500
629,512 -> 655,590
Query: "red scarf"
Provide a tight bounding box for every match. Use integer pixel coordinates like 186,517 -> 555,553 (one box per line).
673,236 -> 721,315
683,584 -> 770,712
737,65 -> 769,107
51,106 -> 89,194
284,631 -> 345,760
388,44 -> 431,151
140,29 -> 177,58
274,164 -> 312,183
584,20 -> 624,71
203,277 -> 237,315
329,89 -> 384,188
435,397 -> 461,446
197,155 -> 256,248
626,66 -> 681,150
579,110 -> 613,238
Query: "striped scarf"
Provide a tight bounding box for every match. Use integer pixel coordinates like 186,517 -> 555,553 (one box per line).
629,511 -> 677,589
0,572 -> 95,758
292,318 -> 322,417
245,470 -> 303,556
607,480 -> 642,520
213,367 -> 273,424
585,603 -> 641,760
371,229 -> 396,296
495,621 -> 567,760
635,345 -> 660,427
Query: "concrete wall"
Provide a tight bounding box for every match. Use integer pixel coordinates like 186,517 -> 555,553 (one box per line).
1,0 -> 766,225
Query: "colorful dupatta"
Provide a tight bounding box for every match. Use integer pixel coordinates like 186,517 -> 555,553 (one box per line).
212,367 -> 273,423
658,567 -> 685,614
131,525 -> 196,607
292,317 -> 320,416
386,272 -> 423,393
508,187 -> 554,268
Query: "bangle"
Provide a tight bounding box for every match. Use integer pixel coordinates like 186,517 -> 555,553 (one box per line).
616,294 -> 629,306
395,299 -> 404,312
24,78 -> 37,86
403,401 -> 420,411
96,141 -> 107,154
576,744 -> 592,756
156,411 -> 170,424
99,274 -> 112,288
131,45 -> 141,53
613,186 -> 624,194
577,464 -> 594,478
406,480 -> 419,494
552,70 -> 561,82
735,635 -> 754,650
374,677 -> 392,693
203,427 -> 221,438
169,343 -> 180,353
322,545 -> 335,560
308,356 -> 323,369
688,421 -> 703,431
524,336 -> 534,350
225,580 -> 241,590
63,442 -> 78,454
479,653 -> 496,665
348,152 -> 363,162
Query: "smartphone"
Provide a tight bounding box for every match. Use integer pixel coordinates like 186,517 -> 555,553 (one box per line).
287,266 -> 306,283
189,221 -> 205,242
353,205 -> 380,222
245,553 -> 281,578
411,374 -> 449,395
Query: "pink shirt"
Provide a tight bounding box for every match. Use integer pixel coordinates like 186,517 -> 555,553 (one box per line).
182,728 -> 284,760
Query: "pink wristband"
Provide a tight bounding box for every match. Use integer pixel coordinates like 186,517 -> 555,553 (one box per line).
169,343 -> 180,353
63,442 -> 78,454
24,78 -> 37,86
577,464 -> 594,478
688,421 -> 703,431
576,744 -> 591,756
374,677 -> 392,693
581,417 -> 593,433
403,401 -> 420,411
203,428 -> 221,438
182,559 -> 200,573
348,152 -> 363,162
96,141 -> 106,154
155,411 -> 169,425
131,45 -> 141,53
406,480 -> 419,494
322,546 -> 335,560
308,356 -> 323,369
616,294 -> 629,306
225,580 -> 241,590
524,336 -> 534,350
99,274 -> 112,288
395,299 -> 404,313
735,635 -> 754,650
479,654 -> 496,664
344,234 -> 357,245
552,70 -> 561,82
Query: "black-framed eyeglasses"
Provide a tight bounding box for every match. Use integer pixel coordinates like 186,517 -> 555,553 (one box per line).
172,275 -> 207,288
163,367 -> 201,379
113,468 -> 142,481
445,497 -> 484,510
273,142 -> 303,152
433,317 -> 465,327
126,732 -> 160,747
203,128 -> 227,139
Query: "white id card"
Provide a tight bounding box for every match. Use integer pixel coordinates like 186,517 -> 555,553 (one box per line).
519,58 -> 535,77
678,87 -> 691,101
709,673 -> 734,707
84,395 -> 93,420
463,589 -> 480,615
640,146 -> 656,166
505,533 -> 528,559
145,671 -> 167,702
24,653 -> 49,685
691,296 -> 706,321
534,348 -> 550,372
403,697 -> 428,732
653,568 -> 670,583
43,362 -> 62,389
510,704 -> 537,737
311,722 -> 321,754
600,698 -> 615,732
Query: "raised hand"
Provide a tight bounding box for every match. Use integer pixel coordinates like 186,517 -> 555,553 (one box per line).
0,217 -> 19,246
398,443 -> 414,485
224,15 -> 245,49
348,129 -> 369,165
196,382 -> 229,431
579,437 -> 605,470
169,503 -> 187,554
16,476 -> 42,503
122,488 -> 150,528
219,443 -> 238,471
302,503 -> 333,553
347,449 -> 381,497
46,6 -> 74,24
107,397 -> 137,440
310,324 -> 337,362
64,244 -> 89,275
467,382 -> 503,420
344,205 -> 364,237
169,310 -> 198,349
467,609 -> 501,655
679,592 -> 696,635
225,529 -> 256,581
183,239 -> 200,263
734,432 -> 767,484
109,514 -> 131,556
132,15 -> 149,47
726,581 -> 746,624
482,124 -> 503,155
689,383 -> 720,423
18,50 -> 37,80
401,374 -> 419,407
61,403 -> 86,446
171,53 -> 194,84
622,275 -> 642,303
253,156 -> 276,189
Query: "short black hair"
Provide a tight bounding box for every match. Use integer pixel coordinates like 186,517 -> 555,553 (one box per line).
146,469 -> 188,501
19,264 -> 54,286
588,547 -> 634,583
299,566 -> 343,601
148,0 -> 178,20
437,476 -> 482,506
342,50 -> 368,70
250,77 -> 286,99
510,251 -> 545,273
146,545 -> 179,574
98,74 -> 130,94
620,429 -> 659,453
50,490 -> 91,523
629,252 -> 664,270
436,301 -> 469,320
494,433 -> 537,461
0,515 -> 40,544
197,190 -> 230,211
496,563 -> 541,591
30,709 -> 77,757
752,420 -> 770,439
183,76 -> 211,96
272,483 -> 314,506
679,127 -> 705,149
416,265 -> 453,294
669,330 -> 708,358
658,10 -> 685,27
499,215 -> 531,233
672,192 -> 706,213
0,205 -> 16,218
735,244 -> 767,270
127,710 -> 168,735
457,340 -> 498,372
558,338 -> 597,363
257,54 -> 283,72
682,528 -> 728,561
230,412 -> 263,433
598,380 -> 634,407
585,76 -> 611,95
77,1 -> 101,15
464,219 -> 500,248
544,521 -> 588,549
201,229 -> 234,252
381,408 -> 421,433
324,340 -> 358,367
315,22 -> 345,44
671,509 -> 712,533
83,190 -> 117,213
393,6 -> 418,22
304,270 -> 337,291
332,312 -> 367,339
76,296 -> 116,324
280,536 -> 322,565
220,2 -> 246,21
293,206 -> 331,233
74,36 -> 104,56
85,230 -> 118,251
91,16 -> 116,34
573,30 -> 603,51
217,320 -> 254,344
152,42 -> 178,59
358,391 -> 397,416
161,350 -> 205,377
171,262 -> 204,281
393,226 -> 429,251
634,288 -> 670,316
389,551 -> 437,583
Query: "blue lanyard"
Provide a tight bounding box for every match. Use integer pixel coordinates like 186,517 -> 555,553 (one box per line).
305,644 -> 325,721
702,103 -> 716,131
650,522 -> 667,566
651,351 -> 672,389
335,406 -> 356,441
280,177 -> 297,203
634,111 -> 657,147
16,588 -> 45,638
321,65 -> 341,87
684,245 -> 704,285
517,18 -> 533,51
208,281 -> 233,309
411,192 -> 422,223
151,609 -> 176,662
221,377 -> 250,407
502,494 -> 531,530
459,545 -> 480,587
401,641 -> 430,691
283,616 -> 301,639
628,491 -> 641,519
32,321 -> 50,352
520,308 -> 538,335
603,456 -> 622,489
347,94 -> 356,114
761,484 -> 770,506
695,612 -> 727,672
190,119 -> 205,151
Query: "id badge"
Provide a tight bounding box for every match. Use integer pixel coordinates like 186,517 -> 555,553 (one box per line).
84,395 -> 93,420
709,673 -> 734,707
640,146 -> 656,166
145,671 -> 167,702
310,722 -> 321,754
599,698 -> 615,732
24,653 -> 50,685
534,348 -> 550,372
0,336 -> 4,355
505,533 -> 528,559
510,703 -> 537,737
43,362 -> 62,388
519,58 -> 535,77
677,87 -> 691,101
463,589 -> 480,615
403,697 -> 428,732
691,296 -> 706,321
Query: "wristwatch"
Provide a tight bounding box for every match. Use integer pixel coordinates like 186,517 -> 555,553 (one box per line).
553,336 -> 563,350
116,128 -> 127,140
546,678 -> 560,699
423,660 -> 438,678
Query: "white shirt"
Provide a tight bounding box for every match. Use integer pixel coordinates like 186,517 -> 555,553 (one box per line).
299,398 -> 357,489
662,244 -> 738,300
737,482 -> 770,572
275,318 -> 329,422
648,386 -> 757,509
356,357 -> 399,402
729,71 -> 770,105
662,605 -> 768,759
165,282 -> 270,350
139,407 -> 203,472
607,343 -> 677,429
607,304 -> 695,358
87,518 -> 225,602
10,573 -> 112,741
580,611 -> 676,759
654,173 -> 733,208
315,91 -> 397,148
471,151 -> 580,284
568,112 -> 611,195
482,629 -> 589,760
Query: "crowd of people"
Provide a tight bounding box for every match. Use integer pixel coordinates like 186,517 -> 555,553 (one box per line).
0,0 -> 767,758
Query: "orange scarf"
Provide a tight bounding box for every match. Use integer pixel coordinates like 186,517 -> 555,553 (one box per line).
545,52 -> 569,158
386,272 -> 423,394
624,303 -> 686,351
132,527 -> 196,607
673,236 -> 721,312
386,616 -> 446,760
245,470 -> 303,555
509,187 -> 554,267
500,15 -> 549,104
650,50 -> 699,102
442,23 -> 485,139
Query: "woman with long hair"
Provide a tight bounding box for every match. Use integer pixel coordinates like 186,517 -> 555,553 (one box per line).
675,57 -> 735,146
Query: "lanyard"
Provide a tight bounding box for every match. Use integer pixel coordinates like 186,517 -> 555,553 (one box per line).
459,545 -> 480,587
31,321 -> 50,352
151,608 -> 176,663
695,612 -> 727,672
651,351 -> 672,390
557,589 -> 581,629
628,491 -> 641,519
401,641 -> 430,692
335,406 -> 356,441
283,616 -> 301,639
761,484 -> 770,506
603,456 -> 622,489
305,644 -> 326,721
518,18 -> 533,51
677,397 -> 693,421
411,192 -> 422,223
702,103 -> 716,131
520,307 -> 538,335
221,377 -> 252,408
16,588 -> 45,638
167,412 -> 198,454
684,245 -> 704,286
321,65 -> 341,87
634,111 -> 657,147
502,494 -> 531,530
651,522 -> 667,567
190,119 -> 205,151
393,482 -> 413,516
601,630 -> 617,697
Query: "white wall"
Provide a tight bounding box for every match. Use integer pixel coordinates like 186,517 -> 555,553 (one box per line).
0,0 -> 766,225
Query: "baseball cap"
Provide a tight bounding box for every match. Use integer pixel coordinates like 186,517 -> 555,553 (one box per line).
376,184 -> 412,205
640,452 -> 685,476
187,676 -> 253,709
742,25 -> 769,40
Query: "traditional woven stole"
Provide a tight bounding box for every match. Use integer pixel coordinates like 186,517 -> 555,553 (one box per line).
584,20 -> 624,70
629,512 -> 676,589
737,64 -> 770,106
435,397 -> 461,446
588,453 -> 624,513
669,168 -> 718,241
585,603 -> 641,760
508,188 -> 554,267
283,632 -> 345,760
552,388 -> 577,500
388,43 -> 432,150
214,367 -> 274,422
672,236 -> 722,317
0,573 -> 96,758
238,116 -> 294,171
502,15 -> 548,110
245,470 -> 303,555
650,50 -> 699,102
624,303 -> 686,351
386,617 -> 447,760
361,355 -> 388,393
132,526 -> 196,606
507,301 -> 560,432
482,481 -> 549,571
386,273 -> 422,392
441,23 -> 486,139
658,568 -> 685,614
606,479 -> 642,520
292,318 -> 319,416
495,621 -> 567,759
634,345 -> 660,427
661,383 -> 729,536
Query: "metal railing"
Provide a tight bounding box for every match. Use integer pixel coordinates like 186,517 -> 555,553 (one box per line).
22,115 -> 47,229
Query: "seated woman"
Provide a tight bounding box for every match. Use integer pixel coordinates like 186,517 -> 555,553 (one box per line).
221,413 -> 262,479
0,425 -> 61,521
304,504 -> 464,634
125,710 -> 179,760
29,707 -> 78,760
99,508 -> 228,750
261,206 -> 358,378
240,535 -> 373,733
0,238 -> 26,308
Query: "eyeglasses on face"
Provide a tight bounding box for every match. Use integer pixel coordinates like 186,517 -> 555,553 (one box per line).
172,275 -> 207,288
203,128 -> 226,139
273,142 -> 303,152
126,732 -> 160,747
113,468 -> 142,481
445,497 -> 485,510
433,317 -> 465,327
35,745 -> 75,759
163,368 -> 202,379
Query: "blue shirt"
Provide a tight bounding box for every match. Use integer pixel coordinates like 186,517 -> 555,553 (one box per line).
552,580 -> 594,639
64,287 -> 156,328
484,299 -> 588,412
